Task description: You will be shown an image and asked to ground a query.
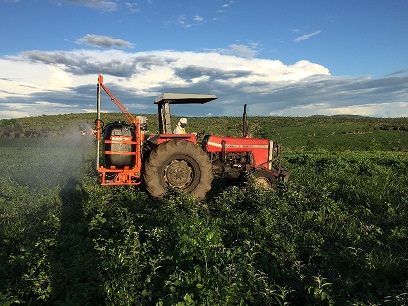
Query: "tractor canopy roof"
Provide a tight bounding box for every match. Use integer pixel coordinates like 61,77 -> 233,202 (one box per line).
154,93 -> 217,105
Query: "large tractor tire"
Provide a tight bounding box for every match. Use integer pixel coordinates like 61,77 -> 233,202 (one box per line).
143,140 -> 213,201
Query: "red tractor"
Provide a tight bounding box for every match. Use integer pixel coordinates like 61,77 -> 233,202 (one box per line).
94,75 -> 289,200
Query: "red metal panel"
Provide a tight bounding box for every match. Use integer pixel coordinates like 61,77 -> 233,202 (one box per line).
205,135 -> 270,167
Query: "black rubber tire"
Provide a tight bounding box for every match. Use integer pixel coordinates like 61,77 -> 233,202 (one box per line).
252,169 -> 278,189
143,140 -> 213,201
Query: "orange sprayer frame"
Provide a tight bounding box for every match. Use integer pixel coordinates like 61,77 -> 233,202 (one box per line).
95,75 -> 144,186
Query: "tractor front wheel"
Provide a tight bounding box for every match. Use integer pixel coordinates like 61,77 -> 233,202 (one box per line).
143,140 -> 213,201
252,169 -> 278,189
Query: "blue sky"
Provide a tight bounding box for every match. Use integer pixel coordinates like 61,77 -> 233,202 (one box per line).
1,0 -> 408,119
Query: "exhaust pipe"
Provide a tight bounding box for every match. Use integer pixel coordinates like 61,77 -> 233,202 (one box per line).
96,76 -> 102,169
243,104 -> 248,137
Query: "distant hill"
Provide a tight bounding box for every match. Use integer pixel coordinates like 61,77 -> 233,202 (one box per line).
1,113 -> 407,151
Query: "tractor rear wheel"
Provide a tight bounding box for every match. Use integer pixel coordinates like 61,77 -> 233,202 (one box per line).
252,169 -> 278,189
143,140 -> 213,201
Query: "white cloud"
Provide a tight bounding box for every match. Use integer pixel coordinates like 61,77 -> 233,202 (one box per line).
125,2 -> 140,13
0,101 -> 79,119
223,1 -> 234,8
76,34 -> 134,49
176,14 -> 206,28
270,102 -> 408,117
0,110 -> 30,119
47,66 -> 74,90
64,0 -> 117,11
176,15 -> 188,27
385,68 -> 408,76
210,43 -> 260,58
194,15 -> 204,22
35,101 -> 77,108
294,30 -> 322,42
0,59 -> 56,97
0,48 -> 407,119
326,102 -> 408,117
228,44 -> 258,58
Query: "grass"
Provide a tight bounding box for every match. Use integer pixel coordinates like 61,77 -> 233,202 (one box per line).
0,113 -> 408,305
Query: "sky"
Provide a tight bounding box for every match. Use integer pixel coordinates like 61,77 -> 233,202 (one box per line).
1,0 -> 408,119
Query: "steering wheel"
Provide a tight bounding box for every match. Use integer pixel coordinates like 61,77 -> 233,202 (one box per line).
195,130 -> 205,139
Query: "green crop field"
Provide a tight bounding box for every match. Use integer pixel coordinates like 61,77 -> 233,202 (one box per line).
0,113 -> 407,305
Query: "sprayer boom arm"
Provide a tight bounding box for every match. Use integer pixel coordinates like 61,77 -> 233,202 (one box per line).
97,75 -> 137,124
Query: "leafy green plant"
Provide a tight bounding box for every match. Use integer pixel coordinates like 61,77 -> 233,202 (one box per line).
1,115 -> 408,305
0,291 -> 24,305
